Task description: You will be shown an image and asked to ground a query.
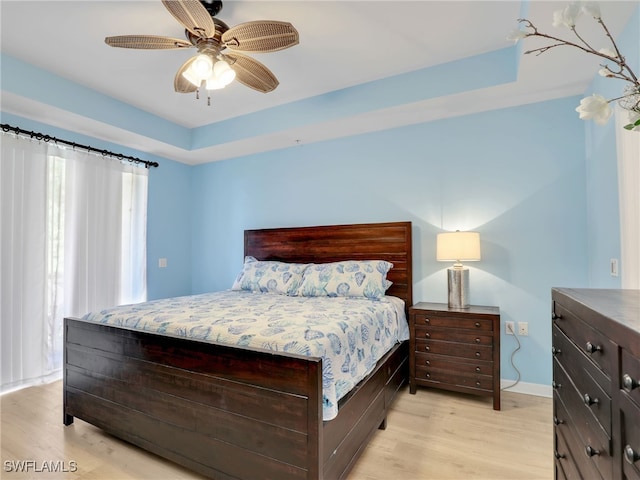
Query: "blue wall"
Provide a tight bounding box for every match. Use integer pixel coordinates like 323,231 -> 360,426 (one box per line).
190,96 -> 589,387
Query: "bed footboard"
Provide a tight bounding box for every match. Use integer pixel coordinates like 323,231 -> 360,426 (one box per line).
64,318 -> 408,480
64,317 -> 323,480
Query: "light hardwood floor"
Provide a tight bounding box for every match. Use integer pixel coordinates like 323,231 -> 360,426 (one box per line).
1,381 -> 552,479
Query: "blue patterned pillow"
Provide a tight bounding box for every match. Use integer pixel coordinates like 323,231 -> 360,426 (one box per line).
296,260 -> 393,299
232,256 -> 308,295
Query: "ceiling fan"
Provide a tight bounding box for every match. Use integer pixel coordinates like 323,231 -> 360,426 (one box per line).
105,0 -> 299,104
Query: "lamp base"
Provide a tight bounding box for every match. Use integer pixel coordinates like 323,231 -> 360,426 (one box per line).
447,267 -> 470,309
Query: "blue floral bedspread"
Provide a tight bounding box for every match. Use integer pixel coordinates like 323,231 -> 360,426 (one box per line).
82,290 -> 409,420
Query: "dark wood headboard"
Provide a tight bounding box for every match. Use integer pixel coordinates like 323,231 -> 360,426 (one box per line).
244,221 -> 413,311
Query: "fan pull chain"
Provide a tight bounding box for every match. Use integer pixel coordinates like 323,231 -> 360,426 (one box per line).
207,92 -> 211,106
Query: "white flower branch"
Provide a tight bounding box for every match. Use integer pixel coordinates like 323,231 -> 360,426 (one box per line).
509,1 -> 640,131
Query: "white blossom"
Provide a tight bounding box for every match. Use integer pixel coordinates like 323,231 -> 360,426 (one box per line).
575,94 -> 613,125
599,48 -> 617,58
507,29 -> 528,43
598,67 -> 614,78
553,2 -> 583,28
582,2 -> 601,19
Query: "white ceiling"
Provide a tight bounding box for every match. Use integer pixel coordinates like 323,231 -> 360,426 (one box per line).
1,1 -> 637,164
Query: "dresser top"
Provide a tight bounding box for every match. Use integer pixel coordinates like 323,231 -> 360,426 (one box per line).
552,288 -> 640,345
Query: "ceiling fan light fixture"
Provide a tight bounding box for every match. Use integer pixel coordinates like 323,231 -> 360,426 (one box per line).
105,0 -> 298,102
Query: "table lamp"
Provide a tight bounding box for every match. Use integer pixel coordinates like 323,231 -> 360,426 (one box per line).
436,231 -> 481,308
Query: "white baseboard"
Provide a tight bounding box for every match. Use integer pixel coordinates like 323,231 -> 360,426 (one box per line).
500,379 -> 552,398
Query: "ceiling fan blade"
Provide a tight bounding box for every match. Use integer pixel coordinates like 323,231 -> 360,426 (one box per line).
225,53 -> 279,93
162,0 -> 216,38
174,56 -> 199,93
105,35 -> 193,49
222,21 -> 299,53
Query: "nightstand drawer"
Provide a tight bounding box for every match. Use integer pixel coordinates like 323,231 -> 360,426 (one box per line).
415,352 -> 492,375
412,313 -> 493,331
416,339 -> 493,361
415,365 -> 493,391
414,325 -> 493,346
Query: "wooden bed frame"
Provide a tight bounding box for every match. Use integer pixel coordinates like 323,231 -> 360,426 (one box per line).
63,221 -> 413,480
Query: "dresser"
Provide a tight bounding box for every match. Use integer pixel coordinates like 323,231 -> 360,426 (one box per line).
552,288 -> 640,480
408,302 -> 501,410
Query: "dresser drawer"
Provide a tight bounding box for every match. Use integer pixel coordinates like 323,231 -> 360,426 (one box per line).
412,312 -> 493,331
553,357 -> 612,442
553,301 -> 616,377
414,325 -> 493,346
552,324 -> 611,393
415,339 -> 492,361
554,396 -> 583,480
555,429 -> 582,479
554,392 -> 607,480
622,348 -> 640,407
621,392 -> 640,480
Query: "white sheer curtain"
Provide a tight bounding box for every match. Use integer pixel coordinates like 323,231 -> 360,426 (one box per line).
615,108 -> 640,289
1,134 -> 148,393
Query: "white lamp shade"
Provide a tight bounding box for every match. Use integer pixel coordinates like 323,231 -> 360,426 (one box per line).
436,231 -> 481,262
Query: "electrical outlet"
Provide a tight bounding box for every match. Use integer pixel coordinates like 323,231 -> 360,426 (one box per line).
518,322 -> 529,336
505,321 -> 515,335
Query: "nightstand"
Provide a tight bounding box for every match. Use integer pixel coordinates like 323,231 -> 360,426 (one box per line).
409,302 -> 501,410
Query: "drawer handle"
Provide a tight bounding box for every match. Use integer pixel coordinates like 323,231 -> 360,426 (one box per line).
425,373 -> 430,379
554,451 -> 566,460
475,381 -> 481,386
552,312 -> 562,320
552,381 -> 562,390
585,342 -> 602,354
474,322 -> 481,328
622,373 -> 640,392
585,445 -> 600,457
425,332 -> 430,338
475,367 -> 481,373
583,393 -> 599,407
424,318 -> 430,324
475,352 -> 481,358
552,346 -> 561,356
425,346 -> 430,352
475,338 -> 481,344
553,416 -> 564,426
425,360 -> 430,366
624,445 -> 640,464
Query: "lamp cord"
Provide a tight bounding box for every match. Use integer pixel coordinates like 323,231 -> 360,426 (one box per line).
501,322 -> 521,391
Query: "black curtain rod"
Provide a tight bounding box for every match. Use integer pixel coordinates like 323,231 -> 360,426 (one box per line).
1,123 -> 159,169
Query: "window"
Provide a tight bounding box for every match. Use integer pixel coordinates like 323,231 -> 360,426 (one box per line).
1,136 -> 148,393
